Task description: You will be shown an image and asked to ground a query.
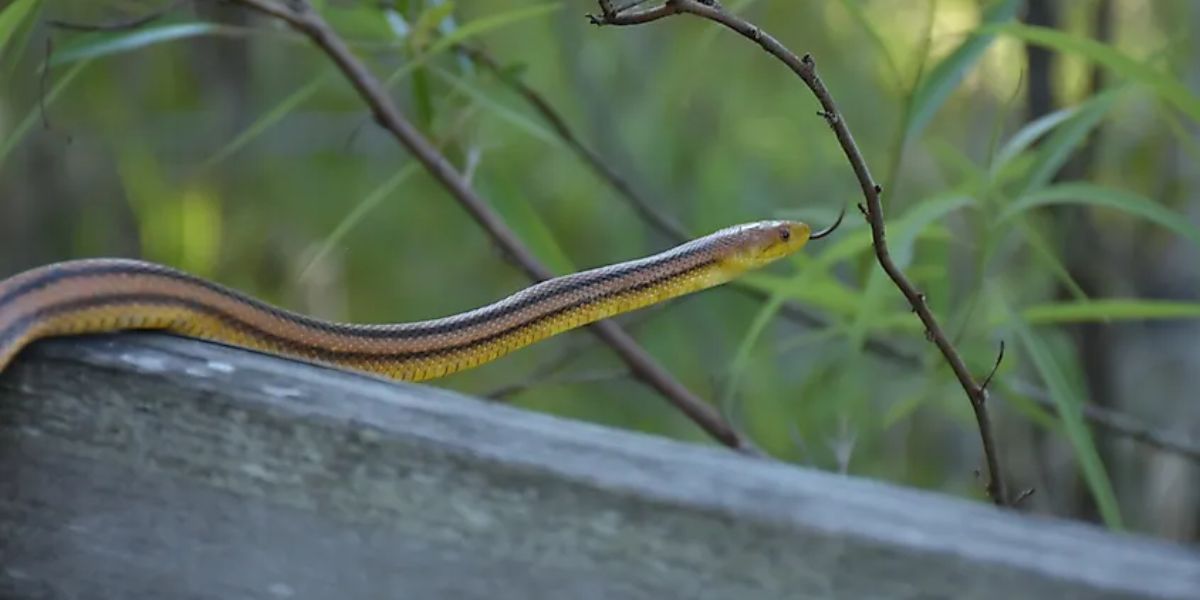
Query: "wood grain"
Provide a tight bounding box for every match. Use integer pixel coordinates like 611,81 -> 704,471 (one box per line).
0,333 -> 1196,599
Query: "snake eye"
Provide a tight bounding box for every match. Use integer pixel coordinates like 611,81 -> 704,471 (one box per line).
778,226 -> 791,242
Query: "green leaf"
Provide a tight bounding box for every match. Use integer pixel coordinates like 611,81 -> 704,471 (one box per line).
989,22 -> 1200,123
1011,89 -> 1120,194
848,193 -> 973,349
1010,217 -> 1089,301
300,162 -> 422,282
832,0 -> 902,91
0,0 -> 39,61
721,289 -> 788,411
991,104 -> 1079,172
429,66 -> 559,145
1009,305 -> 1123,529
904,0 -> 1019,142
1023,300 -> 1200,325
425,2 -> 562,57
411,1 -> 456,50
50,23 -> 228,66
999,182 -> 1200,250
203,73 -> 333,169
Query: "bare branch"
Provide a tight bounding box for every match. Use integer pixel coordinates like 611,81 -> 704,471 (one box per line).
223,0 -> 758,453
593,0 -> 1010,503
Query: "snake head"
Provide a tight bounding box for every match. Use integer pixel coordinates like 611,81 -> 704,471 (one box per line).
745,220 -> 813,261
717,220 -> 812,272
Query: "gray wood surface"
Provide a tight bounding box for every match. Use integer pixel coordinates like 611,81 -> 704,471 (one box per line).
0,333 -> 1197,599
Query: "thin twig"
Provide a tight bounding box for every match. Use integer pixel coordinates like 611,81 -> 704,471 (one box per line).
1008,380 -> 1200,464
47,0 -> 187,31
592,0 -> 1010,504
224,0 -> 759,453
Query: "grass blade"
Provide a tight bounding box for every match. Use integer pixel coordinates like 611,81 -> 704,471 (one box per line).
999,182 -> 1200,250
203,72 -> 333,169
49,23 -> 229,66
1023,300 -> 1200,325
425,2 -> 562,56
1012,89 -> 1120,194
1009,304 -> 1123,529
300,162 -> 421,281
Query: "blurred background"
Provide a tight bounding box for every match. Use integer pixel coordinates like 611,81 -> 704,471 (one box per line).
1,0 -> 1197,542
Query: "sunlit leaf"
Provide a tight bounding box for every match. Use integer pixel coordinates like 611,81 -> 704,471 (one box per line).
0,0 -> 39,61
50,23 -> 229,66
425,2 -> 562,57
411,1 -> 456,50
990,22 -> 1200,123
1009,304 -> 1123,530
991,104 -> 1079,172
904,0 -> 1019,142
832,0 -> 902,91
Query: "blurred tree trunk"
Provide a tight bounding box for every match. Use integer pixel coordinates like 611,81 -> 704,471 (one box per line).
1023,0 -> 1114,526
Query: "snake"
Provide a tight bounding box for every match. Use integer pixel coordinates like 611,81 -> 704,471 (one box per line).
0,218 -> 836,381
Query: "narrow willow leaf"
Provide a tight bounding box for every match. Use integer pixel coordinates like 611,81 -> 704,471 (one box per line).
49,23 -> 228,66
991,104 -> 1079,172
904,0 -> 1019,142
1000,182 -> 1200,250
832,0 -> 902,90
1009,306 -> 1123,529
0,0 -> 39,61
203,73 -> 333,169
721,290 -> 788,411
1011,217 -> 1089,301
411,1 -> 457,50
301,162 -> 422,281
1015,89 -> 1120,194
740,272 -> 863,318
429,66 -> 559,145
848,194 -> 973,349
990,22 -> 1200,123
1023,300 -> 1200,325
425,2 -> 561,57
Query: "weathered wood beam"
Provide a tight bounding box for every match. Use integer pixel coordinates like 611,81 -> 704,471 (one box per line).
1,334 -> 1197,599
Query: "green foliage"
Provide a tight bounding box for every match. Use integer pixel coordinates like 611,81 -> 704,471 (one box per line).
1010,308 -> 1123,529
903,0 -> 1020,144
0,0 -> 39,62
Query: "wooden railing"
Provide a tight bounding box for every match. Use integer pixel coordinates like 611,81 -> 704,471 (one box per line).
1,333 -> 1197,598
